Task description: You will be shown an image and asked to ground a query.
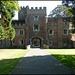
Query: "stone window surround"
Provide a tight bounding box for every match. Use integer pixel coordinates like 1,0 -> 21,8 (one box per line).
63,28 -> 68,35
49,30 -> 54,35
33,24 -> 40,32
49,41 -> 52,45
19,29 -> 24,35
33,15 -> 39,21
19,40 -> 24,45
64,21 -> 68,25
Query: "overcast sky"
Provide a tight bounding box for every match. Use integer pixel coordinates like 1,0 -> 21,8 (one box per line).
13,1 -> 62,19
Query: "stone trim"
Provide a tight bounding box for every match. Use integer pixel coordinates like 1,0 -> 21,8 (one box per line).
63,28 -> 68,35
33,24 -> 40,32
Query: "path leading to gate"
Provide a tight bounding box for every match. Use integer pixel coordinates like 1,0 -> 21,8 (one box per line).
10,48 -> 73,74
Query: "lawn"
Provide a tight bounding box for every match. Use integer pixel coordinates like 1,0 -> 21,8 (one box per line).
45,49 -> 75,69
0,49 -> 29,74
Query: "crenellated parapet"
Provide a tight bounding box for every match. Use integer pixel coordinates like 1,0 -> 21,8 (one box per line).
11,20 -> 25,28
30,7 -> 46,10
12,23 -> 25,26
18,6 -> 46,20
20,6 -> 29,9
20,6 -> 46,10
27,6 -> 46,15
20,6 -> 26,9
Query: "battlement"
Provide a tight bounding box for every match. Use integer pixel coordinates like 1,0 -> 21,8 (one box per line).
20,6 -> 29,9
27,6 -> 46,15
20,6 -> 46,10
19,6 -> 46,20
30,7 -> 46,10
12,23 -> 25,26
12,20 -> 25,26
20,6 -> 26,9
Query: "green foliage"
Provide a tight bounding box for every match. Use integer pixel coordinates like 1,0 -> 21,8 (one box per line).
0,25 -> 6,40
49,5 -> 72,17
0,1 -> 20,40
46,49 -> 75,69
62,0 -> 75,33
69,29 -> 75,33
8,26 -> 16,40
53,55 -> 75,69
0,49 -> 29,74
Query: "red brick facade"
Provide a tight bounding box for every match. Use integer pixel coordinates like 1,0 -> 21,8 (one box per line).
0,6 -> 75,48
47,17 -> 72,48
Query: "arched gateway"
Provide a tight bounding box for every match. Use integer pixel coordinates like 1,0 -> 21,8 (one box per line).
30,36 -> 43,48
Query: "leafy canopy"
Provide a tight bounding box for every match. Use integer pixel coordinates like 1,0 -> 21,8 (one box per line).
62,0 -> 75,33
0,1 -> 20,40
48,5 -> 72,17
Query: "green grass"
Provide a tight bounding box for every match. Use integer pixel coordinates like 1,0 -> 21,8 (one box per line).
45,49 -> 75,69
0,49 -> 29,74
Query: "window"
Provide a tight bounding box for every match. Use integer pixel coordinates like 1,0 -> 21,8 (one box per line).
34,16 -> 38,21
63,41 -> 67,45
33,25 -> 39,31
64,29 -> 68,35
12,40 -> 15,44
49,30 -> 53,35
20,29 -> 23,35
50,41 -> 52,45
19,40 -> 23,45
0,14 -> 1,19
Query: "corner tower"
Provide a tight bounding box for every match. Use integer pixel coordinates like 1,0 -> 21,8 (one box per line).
18,6 -> 29,20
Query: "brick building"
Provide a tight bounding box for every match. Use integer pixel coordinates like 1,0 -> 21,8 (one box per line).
0,6 -> 75,48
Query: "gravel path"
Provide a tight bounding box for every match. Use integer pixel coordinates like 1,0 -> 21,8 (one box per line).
10,48 -> 73,74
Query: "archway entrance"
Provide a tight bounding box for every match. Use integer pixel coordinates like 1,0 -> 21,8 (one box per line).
30,36 -> 43,48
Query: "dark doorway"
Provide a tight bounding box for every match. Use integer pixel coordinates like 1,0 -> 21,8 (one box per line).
30,37 -> 43,48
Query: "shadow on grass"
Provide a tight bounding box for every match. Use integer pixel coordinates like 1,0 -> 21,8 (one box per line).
0,57 -> 23,74
52,54 -> 75,69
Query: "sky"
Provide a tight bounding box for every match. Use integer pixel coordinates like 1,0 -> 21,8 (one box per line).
13,1 -> 62,19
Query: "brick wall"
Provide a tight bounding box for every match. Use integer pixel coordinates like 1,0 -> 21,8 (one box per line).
12,21 -> 26,48
25,7 -> 47,48
47,17 -> 72,48
0,6 -> 74,49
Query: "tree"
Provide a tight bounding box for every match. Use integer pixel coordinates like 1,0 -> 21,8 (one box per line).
62,0 -> 75,33
48,5 -> 72,17
0,1 -> 20,40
